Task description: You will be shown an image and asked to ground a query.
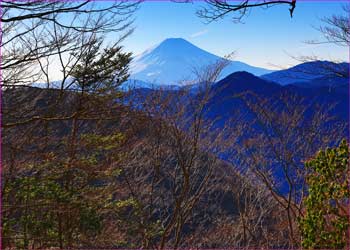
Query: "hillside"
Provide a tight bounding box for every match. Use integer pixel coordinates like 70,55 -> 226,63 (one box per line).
3,86 -> 291,248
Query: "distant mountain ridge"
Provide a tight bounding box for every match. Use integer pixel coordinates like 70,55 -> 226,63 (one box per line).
207,71 -> 348,122
125,70 -> 348,193
262,60 -> 349,86
130,38 -> 274,85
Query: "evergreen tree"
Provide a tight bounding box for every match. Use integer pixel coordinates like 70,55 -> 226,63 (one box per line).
299,140 -> 349,249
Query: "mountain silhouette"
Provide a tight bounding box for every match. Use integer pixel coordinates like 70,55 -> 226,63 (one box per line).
130,38 -> 274,85
262,60 -> 349,86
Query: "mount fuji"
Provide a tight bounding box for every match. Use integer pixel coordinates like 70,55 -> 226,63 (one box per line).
129,38 -> 274,85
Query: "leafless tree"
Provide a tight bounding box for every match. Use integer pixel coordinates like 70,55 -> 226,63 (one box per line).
3,2 -> 346,249
115,60 -> 231,248
196,0 -> 296,23
112,59 -> 323,248
284,4 -> 350,80
1,1 -> 139,87
221,91 -> 346,246
2,2 -> 139,248
2,34 -> 133,248
309,4 -> 350,47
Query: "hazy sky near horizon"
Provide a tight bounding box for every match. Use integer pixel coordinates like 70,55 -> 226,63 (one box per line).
119,1 -> 348,70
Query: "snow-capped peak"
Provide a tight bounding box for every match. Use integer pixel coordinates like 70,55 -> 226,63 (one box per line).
130,38 -> 273,85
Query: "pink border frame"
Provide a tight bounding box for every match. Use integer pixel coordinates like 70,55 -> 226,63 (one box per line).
0,1 -> 349,250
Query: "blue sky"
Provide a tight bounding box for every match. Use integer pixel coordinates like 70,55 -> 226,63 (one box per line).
119,1 -> 348,70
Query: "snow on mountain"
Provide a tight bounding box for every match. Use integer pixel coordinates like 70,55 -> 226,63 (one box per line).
129,38 -> 274,85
